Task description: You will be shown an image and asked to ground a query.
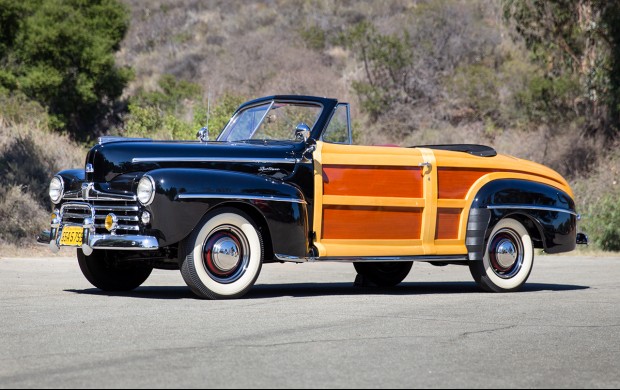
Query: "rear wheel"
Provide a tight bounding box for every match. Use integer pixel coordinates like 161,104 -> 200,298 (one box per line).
353,262 -> 413,287
469,218 -> 534,293
77,250 -> 153,292
181,209 -> 264,299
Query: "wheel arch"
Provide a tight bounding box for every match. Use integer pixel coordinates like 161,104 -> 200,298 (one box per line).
204,202 -> 275,263
466,179 -> 578,260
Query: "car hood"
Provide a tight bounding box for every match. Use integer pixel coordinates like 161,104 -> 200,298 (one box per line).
87,140 -> 303,185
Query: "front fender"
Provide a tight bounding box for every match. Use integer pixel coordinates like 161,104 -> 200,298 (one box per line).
145,169 -> 309,257
467,179 -> 578,259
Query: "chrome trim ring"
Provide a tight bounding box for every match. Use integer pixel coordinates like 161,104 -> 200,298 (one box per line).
202,225 -> 250,284
50,176 -> 65,205
137,175 -> 156,206
489,229 -> 524,279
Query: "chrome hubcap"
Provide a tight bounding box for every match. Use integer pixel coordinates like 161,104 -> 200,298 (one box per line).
495,239 -> 518,269
203,226 -> 250,284
212,237 -> 241,272
489,229 -> 524,279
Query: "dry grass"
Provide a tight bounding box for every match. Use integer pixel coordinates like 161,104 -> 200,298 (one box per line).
0,121 -> 86,247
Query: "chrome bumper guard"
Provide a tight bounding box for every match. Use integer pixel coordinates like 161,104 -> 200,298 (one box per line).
39,227 -> 159,256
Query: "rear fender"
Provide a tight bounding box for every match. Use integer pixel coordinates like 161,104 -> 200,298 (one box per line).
467,179 -> 578,260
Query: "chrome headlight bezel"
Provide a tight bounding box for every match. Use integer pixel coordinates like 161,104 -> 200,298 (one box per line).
137,175 -> 156,206
49,176 -> 64,205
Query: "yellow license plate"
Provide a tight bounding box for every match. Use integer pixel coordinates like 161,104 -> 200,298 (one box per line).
60,226 -> 84,247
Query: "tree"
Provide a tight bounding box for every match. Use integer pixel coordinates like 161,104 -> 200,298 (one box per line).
503,0 -> 620,138
0,0 -> 132,139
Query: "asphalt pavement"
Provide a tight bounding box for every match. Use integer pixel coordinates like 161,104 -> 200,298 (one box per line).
0,255 -> 618,388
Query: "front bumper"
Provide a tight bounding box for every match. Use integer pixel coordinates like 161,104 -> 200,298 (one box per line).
39,227 -> 159,256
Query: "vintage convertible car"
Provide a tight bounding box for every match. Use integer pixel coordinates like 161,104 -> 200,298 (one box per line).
39,95 -> 587,299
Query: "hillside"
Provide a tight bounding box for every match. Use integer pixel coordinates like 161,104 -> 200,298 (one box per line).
0,0 -> 618,251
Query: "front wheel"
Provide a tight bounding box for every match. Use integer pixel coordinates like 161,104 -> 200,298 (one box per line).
77,250 -> 153,292
353,262 -> 413,287
469,218 -> 535,293
181,209 -> 264,299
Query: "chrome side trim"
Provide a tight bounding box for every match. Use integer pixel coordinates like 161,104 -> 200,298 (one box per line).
177,194 -> 307,204
131,157 -> 298,164
275,254 -> 469,263
487,205 -> 578,217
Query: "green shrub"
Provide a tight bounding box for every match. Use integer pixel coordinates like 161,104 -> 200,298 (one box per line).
0,91 -> 50,129
125,86 -> 245,141
449,64 -> 500,119
207,93 -> 246,138
584,194 -> 620,252
300,25 -> 327,50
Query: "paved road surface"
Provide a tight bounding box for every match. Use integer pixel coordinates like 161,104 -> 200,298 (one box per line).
0,256 -> 618,388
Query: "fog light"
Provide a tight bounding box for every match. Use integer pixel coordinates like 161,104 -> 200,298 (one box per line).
105,214 -> 118,232
141,211 -> 151,226
51,210 -> 61,226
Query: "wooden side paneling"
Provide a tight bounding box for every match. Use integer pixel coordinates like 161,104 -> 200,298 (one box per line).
323,165 -> 424,198
322,206 -> 423,240
437,169 -> 493,199
435,209 -> 462,240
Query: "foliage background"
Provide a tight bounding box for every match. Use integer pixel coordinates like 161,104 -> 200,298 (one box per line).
0,0 -> 618,252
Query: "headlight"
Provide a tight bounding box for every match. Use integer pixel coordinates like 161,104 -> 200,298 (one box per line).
49,176 -> 64,204
137,175 -> 156,206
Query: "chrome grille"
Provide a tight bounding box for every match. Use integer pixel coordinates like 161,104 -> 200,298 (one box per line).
61,201 -> 141,235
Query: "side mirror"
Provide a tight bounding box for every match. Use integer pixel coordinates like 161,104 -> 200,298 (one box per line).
295,123 -> 311,142
197,126 -> 209,142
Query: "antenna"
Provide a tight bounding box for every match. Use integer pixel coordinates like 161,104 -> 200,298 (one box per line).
197,90 -> 211,143
206,91 -> 211,141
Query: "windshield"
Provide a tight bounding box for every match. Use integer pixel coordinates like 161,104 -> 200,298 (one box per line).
219,101 -> 322,142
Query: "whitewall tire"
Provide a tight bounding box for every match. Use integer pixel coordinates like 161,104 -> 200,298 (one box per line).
469,218 -> 535,293
181,209 -> 264,299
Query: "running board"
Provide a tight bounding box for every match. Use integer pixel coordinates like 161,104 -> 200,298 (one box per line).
275,254 -> 469,263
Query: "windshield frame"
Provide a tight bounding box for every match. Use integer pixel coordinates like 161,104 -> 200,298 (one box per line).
217,99 -> 325,143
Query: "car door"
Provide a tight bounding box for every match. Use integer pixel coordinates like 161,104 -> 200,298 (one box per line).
312,141 -> 439,258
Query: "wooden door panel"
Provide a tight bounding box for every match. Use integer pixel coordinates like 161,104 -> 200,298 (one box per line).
313,142 -> 433,257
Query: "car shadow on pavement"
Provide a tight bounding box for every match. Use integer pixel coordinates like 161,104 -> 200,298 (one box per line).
64,282 -> 589,300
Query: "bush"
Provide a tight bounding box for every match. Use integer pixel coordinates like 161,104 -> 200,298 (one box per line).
583,194 -> 620,252
0,186 -> 49,246
124,80 -> 245,141
0,91 -> 50,129
0,120 -> 85,247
